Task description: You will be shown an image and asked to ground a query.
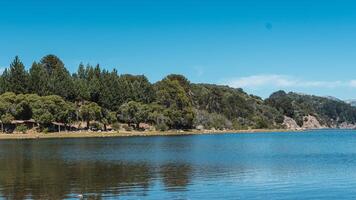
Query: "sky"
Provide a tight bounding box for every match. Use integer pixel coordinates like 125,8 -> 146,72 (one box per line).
1,0 -> 356,99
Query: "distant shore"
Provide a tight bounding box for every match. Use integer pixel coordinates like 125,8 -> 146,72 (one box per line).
0,129 -> 301,140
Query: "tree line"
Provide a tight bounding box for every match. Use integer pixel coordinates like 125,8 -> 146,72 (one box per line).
0,55 -> 200,132
1,55 -> 354,133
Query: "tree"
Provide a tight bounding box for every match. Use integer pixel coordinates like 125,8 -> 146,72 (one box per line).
7,56 -> 28,94
29,62 -> 49,96
41,55 -> 76,100
0,71 -> 6,94
165,74 -> 191,94
0,113 -> 14,132
86,64 -> 102,103
13,94 -> 32,120
79,102 -> 102,129
101,109 -> 117,131
154,77 -> 195,129
31,96 -> 56,129
119,74 -> 154,104
118,101 -> 150,129
40,54 -> 65,75
0,92 -> 16,115
98,70 -> 117,109
0,69 -> 11,93
49,65 -> 76,100
73,63 -> 90,102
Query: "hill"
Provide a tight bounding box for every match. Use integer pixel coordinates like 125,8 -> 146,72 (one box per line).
266,91 -> 356,128
0,55 -> 355,132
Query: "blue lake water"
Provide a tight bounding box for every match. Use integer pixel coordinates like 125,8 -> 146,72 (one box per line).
1,130 -> 356,199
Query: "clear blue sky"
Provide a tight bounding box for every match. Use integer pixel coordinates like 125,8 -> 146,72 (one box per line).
1,0 -> 356,99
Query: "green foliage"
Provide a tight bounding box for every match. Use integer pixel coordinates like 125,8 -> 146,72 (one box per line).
40,55 -> 64,74
1,113 -> 14,124
0,93 -> 77,131
154,75 -> 195,129
193,110 -> 232,130
15,124 -> 27,133
111,122 -> 121,130
42,128 -> 49,133
90,121 -> 103,131
2,54 -> 353,132
155,123 -> 169,131
79,102 -> 102,128
266,91 -> 356,126
191,84 -> 282,128
119,74 -> 155,104
118,101 -> 150,128
6,56 -> 29,94
29,62 -> 49,96
101,110 -> 117,126
122,124 -> 133,131
253,117 -> 269,129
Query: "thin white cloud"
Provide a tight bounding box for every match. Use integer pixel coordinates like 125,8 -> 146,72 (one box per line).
349,80 -> 356,88
225,74 -> 355,89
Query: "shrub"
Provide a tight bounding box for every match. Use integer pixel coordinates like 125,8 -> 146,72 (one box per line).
122,124 -> 133,131
15,124 -> 28,134
254,117 -> 269,129
42,128 -> 49,134
90,122 -> 103,131
155,123 -> 169,131
111,122 -> 121,130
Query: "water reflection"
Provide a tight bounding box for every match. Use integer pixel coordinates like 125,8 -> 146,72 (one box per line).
0,158 -> 155,199
0,141 -> 195,199
160,163 -> 192,191
2,131 -> 356,199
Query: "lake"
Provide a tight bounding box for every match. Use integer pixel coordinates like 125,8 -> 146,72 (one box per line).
1,130 -> 356,199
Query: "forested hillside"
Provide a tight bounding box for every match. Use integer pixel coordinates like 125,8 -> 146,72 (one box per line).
0,55 -> 355,132
265,91 -> 356,127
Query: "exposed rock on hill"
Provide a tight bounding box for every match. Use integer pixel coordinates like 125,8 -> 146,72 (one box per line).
283,116 -> 301,130
302,115 -> 326,129
266,91 -> 356,129
338,122 -> 356,129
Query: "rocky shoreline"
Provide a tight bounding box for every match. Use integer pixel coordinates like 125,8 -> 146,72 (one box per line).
282,115 -> 356,130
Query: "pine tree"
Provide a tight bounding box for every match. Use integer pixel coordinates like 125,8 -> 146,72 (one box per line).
49,66 -> 76,100
73,63 -> 90,102
41,55 -> 76,100
29,62 -> 49,96
8,56 -> 28,94
77,63 -> 87,79
40,54 -> 65,75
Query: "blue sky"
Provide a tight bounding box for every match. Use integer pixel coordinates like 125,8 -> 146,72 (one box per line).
1,0 -> 356,99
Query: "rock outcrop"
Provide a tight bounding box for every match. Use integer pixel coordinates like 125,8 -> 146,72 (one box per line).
301,115 -> 326,129
338,122 -> 356,129
283,114 -> 356,130
283,116 -> 301,130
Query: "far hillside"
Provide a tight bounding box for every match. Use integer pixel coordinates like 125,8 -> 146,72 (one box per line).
265,91 -> 356,128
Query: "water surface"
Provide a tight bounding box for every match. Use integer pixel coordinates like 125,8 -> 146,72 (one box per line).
1,130 -> 356,199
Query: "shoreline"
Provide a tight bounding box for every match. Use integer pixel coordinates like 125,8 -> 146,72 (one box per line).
0,129 -> 301,140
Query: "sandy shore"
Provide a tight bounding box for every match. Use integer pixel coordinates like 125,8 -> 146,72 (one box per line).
0,129 -> 300,140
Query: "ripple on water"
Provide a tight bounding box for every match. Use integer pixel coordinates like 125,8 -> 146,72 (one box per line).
0,130 -> 356,199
